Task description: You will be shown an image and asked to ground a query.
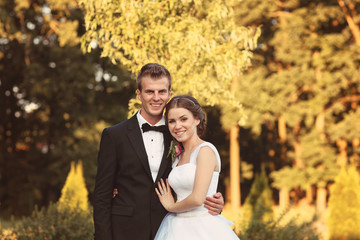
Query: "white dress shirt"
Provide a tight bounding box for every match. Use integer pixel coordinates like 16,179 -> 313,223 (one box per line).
137,111 -> 165,182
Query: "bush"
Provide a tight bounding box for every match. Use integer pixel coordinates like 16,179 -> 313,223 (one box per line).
0,217 -> 17,240
239,203 -> 319,240
327,167 -> 360,240
58,161 -> 89,212
243,167 -> 273,223
11,202 -> 93,240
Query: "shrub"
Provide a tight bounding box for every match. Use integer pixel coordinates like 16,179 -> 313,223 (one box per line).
0,218 -> 17,240
239,203 -> 319,240
327,166 -> 360,240
58,161 -> 89,211
5,161 -> 93,240
243,166 -> 273,223
11,202 -> 93,240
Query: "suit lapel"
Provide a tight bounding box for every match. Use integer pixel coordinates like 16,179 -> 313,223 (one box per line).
127,115 -> 153,180
155,130 -> 172,183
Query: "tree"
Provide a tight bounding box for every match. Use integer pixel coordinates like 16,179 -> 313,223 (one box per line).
81,0 -> 260,209
328,167 -> 360,240
233,0 -> 360,210
0,0 -> 134,217
58,161 -> 89,212
243,166 -> 273,223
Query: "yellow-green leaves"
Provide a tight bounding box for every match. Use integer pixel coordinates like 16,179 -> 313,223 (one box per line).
81,0 -> 260,124
58,161 -> 89,212
57,20 -> 80,47
14,0 -> 30,13
328,167 -> 360,239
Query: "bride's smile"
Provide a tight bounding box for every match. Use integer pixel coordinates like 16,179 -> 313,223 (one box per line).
167,108 -> 200,143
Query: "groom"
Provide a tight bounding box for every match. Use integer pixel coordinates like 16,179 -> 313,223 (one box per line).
93,63 -> 224,240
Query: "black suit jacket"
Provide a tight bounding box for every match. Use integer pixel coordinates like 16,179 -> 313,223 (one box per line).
93,114 -> 172,240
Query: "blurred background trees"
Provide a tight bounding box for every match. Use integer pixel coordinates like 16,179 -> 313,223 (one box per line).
327,167 -> 360,239
234,0 -> 360,213
4,161 -> 93,240
1,0 -> 360,239
0,0 -> 134,217
80,0 -> 260,209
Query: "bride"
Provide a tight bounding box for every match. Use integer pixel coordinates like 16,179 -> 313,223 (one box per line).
155,95 -> 239,240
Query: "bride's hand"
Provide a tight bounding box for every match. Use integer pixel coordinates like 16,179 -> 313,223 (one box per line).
155,178 -> 175,211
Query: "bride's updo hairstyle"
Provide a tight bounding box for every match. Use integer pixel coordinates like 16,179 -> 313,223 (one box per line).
165,95 -> 206,137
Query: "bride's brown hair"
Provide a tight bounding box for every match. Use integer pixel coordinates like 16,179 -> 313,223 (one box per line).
165,95 -> 206,137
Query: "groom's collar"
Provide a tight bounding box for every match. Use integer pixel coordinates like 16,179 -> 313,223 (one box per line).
136,110 -> 166,129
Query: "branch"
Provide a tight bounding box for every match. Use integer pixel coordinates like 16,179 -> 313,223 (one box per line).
337,0 -> 360,45
269,11 -> 291,18
325,94 -> 360,111
338,95 -> 360,104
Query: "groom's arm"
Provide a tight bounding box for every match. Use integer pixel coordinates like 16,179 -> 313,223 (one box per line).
94,128 -> 117,240
204,192 -> 224,215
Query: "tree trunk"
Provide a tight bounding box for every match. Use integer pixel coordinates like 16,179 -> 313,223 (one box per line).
337,0 -> 360,45
279,187 -> 289,210
351,138 -> 360,180
315,111 -> 325,131
306,186 -> 313,205
278,115 -> 287,143
294,141 -> 303,168
315,112 -> 328,213
316,186 -> 327,212
351,137 -> 359,167
229,125 -> 241,209
228,65 -> 241,210
336,138 -> 348,167
278,116 -> 290,209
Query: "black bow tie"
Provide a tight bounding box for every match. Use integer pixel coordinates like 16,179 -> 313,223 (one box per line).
141,123 -> 167,133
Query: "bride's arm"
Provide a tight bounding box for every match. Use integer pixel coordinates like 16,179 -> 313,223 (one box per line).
156,146 -> 218,213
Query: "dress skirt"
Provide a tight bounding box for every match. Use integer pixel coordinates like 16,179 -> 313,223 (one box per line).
154,211 -> 239,240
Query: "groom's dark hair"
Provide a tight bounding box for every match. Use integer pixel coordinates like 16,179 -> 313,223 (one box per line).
137,63 -> 172,91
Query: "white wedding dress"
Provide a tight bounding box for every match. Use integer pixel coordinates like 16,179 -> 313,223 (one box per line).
154,142 -> 239,240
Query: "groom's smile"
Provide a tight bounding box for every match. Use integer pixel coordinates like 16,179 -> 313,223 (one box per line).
137,76 -> 171,125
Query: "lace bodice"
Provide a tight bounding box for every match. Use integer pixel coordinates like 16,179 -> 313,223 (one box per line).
168,142 -> 221,215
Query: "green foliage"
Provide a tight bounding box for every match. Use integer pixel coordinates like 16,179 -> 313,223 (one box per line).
11,202 -> 93,240
328,108 -> 360,142
0,0 -> 134,217
234,0 -> 360,195
81,0 -> 260,127
58,161 -> 89,212
328,167 -> 360,240
243,167 -> 273,222
272,128 -> 339,189
298,129 -> 339,188
239,204 -> 319,240
271,166 -> 303,190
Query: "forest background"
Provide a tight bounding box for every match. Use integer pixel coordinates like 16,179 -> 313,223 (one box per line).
1,0 -> 360,239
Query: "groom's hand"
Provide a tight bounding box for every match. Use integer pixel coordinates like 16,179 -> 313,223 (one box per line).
204,192 -> 224,215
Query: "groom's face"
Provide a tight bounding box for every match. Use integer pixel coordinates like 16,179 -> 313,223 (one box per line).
137,76 -> 171,123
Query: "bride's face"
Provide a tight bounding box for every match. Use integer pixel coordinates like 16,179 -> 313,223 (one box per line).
167,107 -> 200,143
